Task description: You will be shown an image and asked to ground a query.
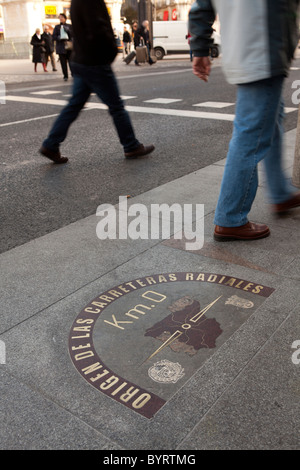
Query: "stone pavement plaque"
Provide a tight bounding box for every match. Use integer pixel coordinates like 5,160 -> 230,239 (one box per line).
69,272 -> 275,419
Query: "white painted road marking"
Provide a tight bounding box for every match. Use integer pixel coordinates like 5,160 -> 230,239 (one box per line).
3,94 -> 298,128
193,101 -> 235,108
144,98 -> 182,104
4,95 -> 235,123
120,95 -> 137,100
125,105 -> 235,121
0,113 -> 61,127
31,90 -> 63,95
5,95 -> 69,106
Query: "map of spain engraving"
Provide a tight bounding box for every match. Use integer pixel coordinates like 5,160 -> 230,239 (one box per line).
145,296 -> 223,359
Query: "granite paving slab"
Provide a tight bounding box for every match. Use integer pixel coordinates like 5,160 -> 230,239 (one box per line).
0,124 -> 299,450
1,243 -> 299,449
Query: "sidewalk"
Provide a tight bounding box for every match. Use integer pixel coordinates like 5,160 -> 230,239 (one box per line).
0,119 -> 299,449
1,47 -> 299,85
0,53 -> 192,85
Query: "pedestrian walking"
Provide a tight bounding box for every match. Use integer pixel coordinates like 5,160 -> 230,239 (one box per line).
42,25 -> 57,72
186,32 -> 193,62
30,28 -> 47,73
52,13 -> 72,81
137,20 -> 154,65
122,26 -> 132,58
189,0 -> 300,241
132,22 -> 138,43
39,0 -> 155,164
133,22 -> 141,66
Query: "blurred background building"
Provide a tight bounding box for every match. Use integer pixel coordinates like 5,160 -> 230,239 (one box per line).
122,0 -> 195,24
0,0 -> 204,59
0,0 -> 125,58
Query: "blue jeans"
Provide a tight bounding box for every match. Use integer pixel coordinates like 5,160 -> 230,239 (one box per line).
42,62 -> 140,153
214,75 -> 295,227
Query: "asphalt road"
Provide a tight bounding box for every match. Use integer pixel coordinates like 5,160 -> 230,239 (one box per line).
1,56 -> 299,253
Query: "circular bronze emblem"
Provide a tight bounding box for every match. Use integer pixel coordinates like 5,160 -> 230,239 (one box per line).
69,272 -> 274,418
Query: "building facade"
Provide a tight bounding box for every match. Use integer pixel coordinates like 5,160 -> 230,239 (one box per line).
154,0 -> 193,22
0,0 -> 124,58
0,0 -> 210,59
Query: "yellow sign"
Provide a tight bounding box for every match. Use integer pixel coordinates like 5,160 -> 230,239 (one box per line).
45,6 -> 57,16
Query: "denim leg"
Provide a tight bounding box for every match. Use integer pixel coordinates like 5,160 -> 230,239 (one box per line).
83,64 -> 140,152
214,75 -> 285,227
262,100 -> 295,203
147,45 -> 153,64
42,75 -> 91,152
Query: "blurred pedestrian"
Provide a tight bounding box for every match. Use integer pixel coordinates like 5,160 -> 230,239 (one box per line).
42,25 -> 57,72
52,13 -> 72,81
39,0 -> 155,164
132,21 -> 141,66
189,0 -> 300,241
30,28 -> 47,72
132,21 -> 138,44
137,20 -> 154,65
122,26 -> 132,57
186,32 -> 193,61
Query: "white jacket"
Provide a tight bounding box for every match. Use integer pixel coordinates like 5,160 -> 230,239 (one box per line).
189,0 -> 300,84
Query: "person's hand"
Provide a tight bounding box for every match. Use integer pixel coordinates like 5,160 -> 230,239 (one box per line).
192,56 -> 211,82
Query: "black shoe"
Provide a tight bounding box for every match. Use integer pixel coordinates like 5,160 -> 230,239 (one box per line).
125,144 -> 155,159
39,146 -> 68,164
64,77 -> 68,81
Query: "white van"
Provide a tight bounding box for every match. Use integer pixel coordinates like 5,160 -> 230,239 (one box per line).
153,21 -> 220,60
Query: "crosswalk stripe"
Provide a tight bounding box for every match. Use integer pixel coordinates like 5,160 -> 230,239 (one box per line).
4,95 -> 236,122
120,95 -> 137,100
0,113 -> 61,127
3,94 -> 298,128
193,101 -> 235,108
125,105 -> 235,121
4,95 -> 298,126
144,98 -> 182,104
30,90 -> 63,95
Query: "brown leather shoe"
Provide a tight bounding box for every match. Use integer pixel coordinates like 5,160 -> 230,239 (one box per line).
272,192 -> 300,214
125,144 -> 155,159
39,146 -> 68,164
214,222 -> 270,241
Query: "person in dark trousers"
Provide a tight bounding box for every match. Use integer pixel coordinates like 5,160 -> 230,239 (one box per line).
30,28 -> 47,72
52,13 -> 72,80
136,20 -> 154,65
133,22 -> 141,66
42,25 -> 57,72
122,26 -> 132,57
39,0 -> 155,163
